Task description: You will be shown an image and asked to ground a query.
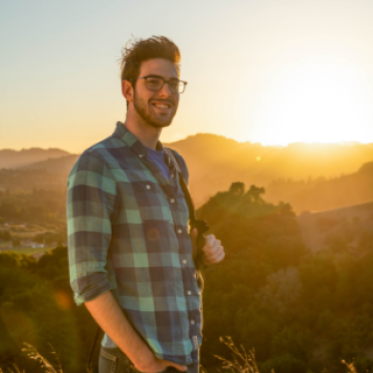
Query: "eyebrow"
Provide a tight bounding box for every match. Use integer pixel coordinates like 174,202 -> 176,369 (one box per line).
145,74 -> 179,81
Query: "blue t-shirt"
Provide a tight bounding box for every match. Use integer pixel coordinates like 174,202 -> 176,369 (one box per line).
147,147 -> 170,181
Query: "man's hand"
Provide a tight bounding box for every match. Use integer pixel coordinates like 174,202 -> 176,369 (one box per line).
190,228 -> 225,267
136,355 -> 187,373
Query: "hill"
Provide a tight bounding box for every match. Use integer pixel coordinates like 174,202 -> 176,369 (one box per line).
168,134 -> 373,206
298,200 -> 373,252
266,161 -> 373,213
23,154 -> 79,173
0,155 -> 79,192
1,135 -> 373,211
2,182 -> 373,372
198,183 -> 373,373
0,148 -> 71,169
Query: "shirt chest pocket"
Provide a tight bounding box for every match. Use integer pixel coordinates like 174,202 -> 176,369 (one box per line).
131,181 -> 174,224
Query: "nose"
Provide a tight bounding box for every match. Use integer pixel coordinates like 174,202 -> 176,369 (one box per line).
158,82 -> 172,97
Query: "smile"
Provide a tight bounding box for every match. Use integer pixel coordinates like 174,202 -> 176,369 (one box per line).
151,102 -> 172,109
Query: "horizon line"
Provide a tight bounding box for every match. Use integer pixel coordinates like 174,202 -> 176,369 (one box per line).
1,133 -> 371,154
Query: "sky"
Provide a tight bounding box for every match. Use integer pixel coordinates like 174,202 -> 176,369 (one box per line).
2,0 -> 373,153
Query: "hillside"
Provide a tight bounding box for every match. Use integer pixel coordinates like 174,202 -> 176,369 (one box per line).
198,183 -> 373,373
0,148 -> 71,169
23,154 -> 79,173
2,182 -> 373,372
169,134 -> 373,180
266,161 -> 373,213
167,134 -> 373,206
0,155 -> 79,192
298,200 -> 373,252
1,135 -> 373,211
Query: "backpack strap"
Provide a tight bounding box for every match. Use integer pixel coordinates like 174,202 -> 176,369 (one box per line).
164,148 -> 197,225
163,148 -> 209,271
164,147 -> 183,174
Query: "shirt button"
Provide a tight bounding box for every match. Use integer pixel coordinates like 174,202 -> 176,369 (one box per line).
182,259 -> 187,264
187,291 -> 192,295
139,154 -> 144,158
190,320 -> 195,325
170,198 -> 175,204
146,185 -> 151,189
171,174 -> 175,178
177,229 -> 182,234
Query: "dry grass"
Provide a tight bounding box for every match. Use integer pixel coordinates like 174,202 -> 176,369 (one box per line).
214,336 -> 264,373
0,343 -> 62,373
0,365 -> 23,373
0,339 -> 359,373
341,360 -> 358,373
22,343 -> 62,373
215,336 -> 359,373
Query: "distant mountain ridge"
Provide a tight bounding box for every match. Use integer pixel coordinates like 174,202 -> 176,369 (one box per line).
166,133 -> 373,206
2,134 -> 373,211
266,160 -> 373,213
0,148 -> 72,169
23,154 -> 79,173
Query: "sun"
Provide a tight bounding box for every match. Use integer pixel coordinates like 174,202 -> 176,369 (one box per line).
245,56 -> 373,145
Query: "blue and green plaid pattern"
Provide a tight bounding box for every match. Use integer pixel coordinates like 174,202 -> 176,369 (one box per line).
67,123 -> 202,364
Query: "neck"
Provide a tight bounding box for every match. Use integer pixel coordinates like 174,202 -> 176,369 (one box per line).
123,112 -> 162,150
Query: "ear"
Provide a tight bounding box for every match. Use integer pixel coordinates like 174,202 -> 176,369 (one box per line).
122,80 -> 134,103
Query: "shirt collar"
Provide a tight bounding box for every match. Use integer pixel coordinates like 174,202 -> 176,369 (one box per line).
113,122 -> 170,163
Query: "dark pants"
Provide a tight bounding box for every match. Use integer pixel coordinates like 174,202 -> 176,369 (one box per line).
98,346 -> 199,373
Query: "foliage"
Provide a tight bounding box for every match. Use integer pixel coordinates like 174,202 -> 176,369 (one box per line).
0,249 -> 97,373
266,162 -> 373,214
0,189 -> 66,226
214,336 -> 260,373
22,343 -> 63,373
0,230 -> 12,241
198,183 -> 373,373
2,182 -> 373,373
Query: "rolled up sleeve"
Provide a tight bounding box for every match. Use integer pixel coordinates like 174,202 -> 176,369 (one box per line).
66,151 -> 117,305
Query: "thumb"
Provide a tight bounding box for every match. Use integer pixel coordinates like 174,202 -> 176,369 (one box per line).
191,228 -> 198,244
191,228 -> 198,260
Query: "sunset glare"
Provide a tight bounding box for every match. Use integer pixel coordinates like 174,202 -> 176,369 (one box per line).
2,0 -> 373,152
245,56 -> 372,145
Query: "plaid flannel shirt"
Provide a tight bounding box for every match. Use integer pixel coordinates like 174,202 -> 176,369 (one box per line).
67,122 -> 202,364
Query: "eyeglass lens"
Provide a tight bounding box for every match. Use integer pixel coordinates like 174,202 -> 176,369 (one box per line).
146,77 -> 185,93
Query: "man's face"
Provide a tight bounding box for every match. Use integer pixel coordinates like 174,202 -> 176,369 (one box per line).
132,58 -> 180,128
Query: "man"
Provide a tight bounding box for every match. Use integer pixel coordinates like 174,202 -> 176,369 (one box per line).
67,36 -> 225,373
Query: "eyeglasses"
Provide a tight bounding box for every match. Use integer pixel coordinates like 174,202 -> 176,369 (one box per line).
132,75 -> 188,93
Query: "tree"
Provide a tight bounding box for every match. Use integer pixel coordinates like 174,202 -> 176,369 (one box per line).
257,267 -> 303,315
229,182 -> 245,196
12,237 -> 21,247
245,185 -> 265,203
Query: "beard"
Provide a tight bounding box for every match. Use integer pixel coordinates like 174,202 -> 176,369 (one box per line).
133,91 -> 176,128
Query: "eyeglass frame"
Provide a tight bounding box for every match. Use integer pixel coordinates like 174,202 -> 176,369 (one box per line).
129,75 -> 188,93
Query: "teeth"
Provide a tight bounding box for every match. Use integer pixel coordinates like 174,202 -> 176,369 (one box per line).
154,104 -> 169,108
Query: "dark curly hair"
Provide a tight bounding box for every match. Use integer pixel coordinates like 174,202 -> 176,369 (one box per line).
120,36 -> 181,82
